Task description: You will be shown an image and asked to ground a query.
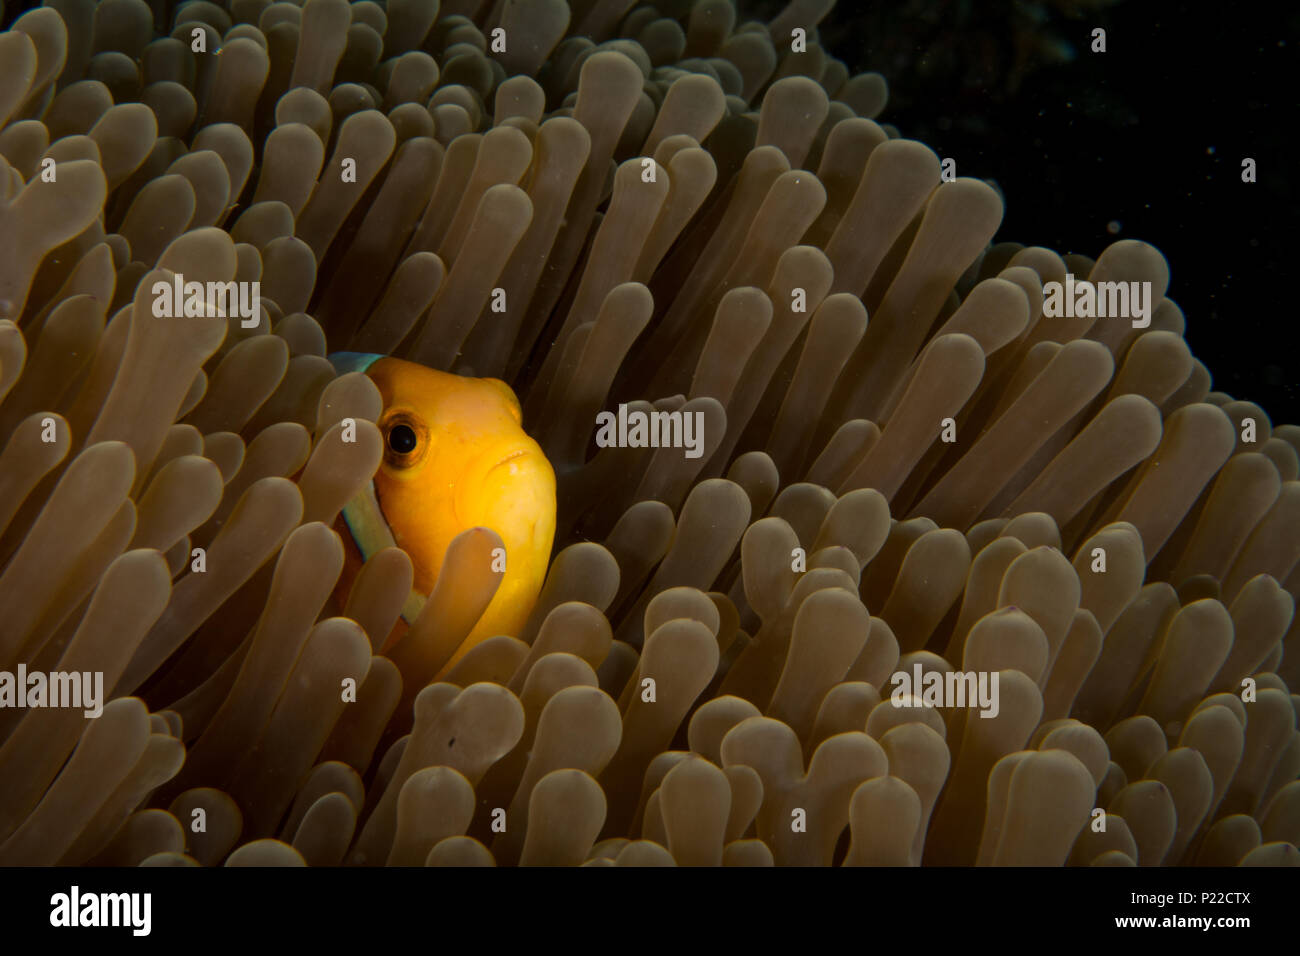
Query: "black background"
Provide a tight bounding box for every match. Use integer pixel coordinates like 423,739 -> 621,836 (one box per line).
0,863 -> 1285,942
817,0 -> 1300,424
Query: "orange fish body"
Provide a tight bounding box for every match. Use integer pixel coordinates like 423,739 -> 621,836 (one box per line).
330,353 -> 555,675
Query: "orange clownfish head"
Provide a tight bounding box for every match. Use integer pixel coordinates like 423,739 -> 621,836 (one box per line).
330,353 -> 556,669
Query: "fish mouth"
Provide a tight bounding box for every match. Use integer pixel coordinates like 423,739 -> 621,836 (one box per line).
492,449 -> 530,469
479,447 -> 545,487
454,444 -> 551,530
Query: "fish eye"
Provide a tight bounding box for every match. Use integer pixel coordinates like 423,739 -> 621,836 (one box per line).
387,423 -> 418,455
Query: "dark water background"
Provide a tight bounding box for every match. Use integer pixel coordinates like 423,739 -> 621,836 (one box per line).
816,0 -> 1300,424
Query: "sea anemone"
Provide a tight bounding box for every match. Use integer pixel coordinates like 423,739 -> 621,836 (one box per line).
0,0 -> 1296,869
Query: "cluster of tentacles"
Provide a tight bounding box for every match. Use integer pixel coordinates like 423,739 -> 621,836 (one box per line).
0,0 -> 1296,867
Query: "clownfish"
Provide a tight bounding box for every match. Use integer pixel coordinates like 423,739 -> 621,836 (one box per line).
329,353 -> 556,674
